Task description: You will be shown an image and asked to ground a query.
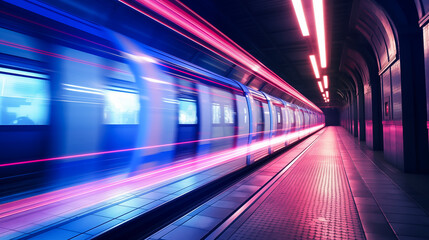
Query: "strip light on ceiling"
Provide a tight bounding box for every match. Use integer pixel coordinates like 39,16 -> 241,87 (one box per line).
313,0 -> 326,68
292,0 -> 310,36
309,55 -> 320,79
325,91 -> 329,98
323,75 -> 328,88
318,81 -> 324,93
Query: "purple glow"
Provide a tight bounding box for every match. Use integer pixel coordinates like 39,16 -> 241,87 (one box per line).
0,126 -> 299,168
0,124 -> 324,225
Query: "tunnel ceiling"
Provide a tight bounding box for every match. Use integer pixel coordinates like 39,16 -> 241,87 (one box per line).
181,0 -> 354,108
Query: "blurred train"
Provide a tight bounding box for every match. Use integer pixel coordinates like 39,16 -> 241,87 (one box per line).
0,0 -> 324,199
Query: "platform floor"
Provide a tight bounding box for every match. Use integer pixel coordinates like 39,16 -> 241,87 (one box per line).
215,127 -> 429,240
150,126 -> 429,240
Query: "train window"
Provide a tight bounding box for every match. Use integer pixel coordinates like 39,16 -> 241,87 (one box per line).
254,100 -> 264,124
224,104 -> 234,124
104,88 -> 139,124
212,103 -> 221,124
0,70 -> 49,125
289,108 -> 295,124
253,99 -> 265,141
179,98 -> 197,124
275,106 -> 283,135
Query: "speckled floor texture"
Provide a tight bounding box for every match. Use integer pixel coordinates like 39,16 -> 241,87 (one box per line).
218,127 -> 429,240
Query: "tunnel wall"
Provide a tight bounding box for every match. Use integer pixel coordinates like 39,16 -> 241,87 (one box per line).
417,0 -> 429,169
423,23 -> 429,155
380,61 -> 403,168
340,0 -> 429,173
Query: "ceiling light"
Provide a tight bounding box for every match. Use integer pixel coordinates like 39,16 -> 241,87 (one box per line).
325,91 -> 329,98
309,55 -> 320,79
313,0 -> 326,68
292,0 -> 310,36
318,81 -> 324,93
323,75 -> 328,88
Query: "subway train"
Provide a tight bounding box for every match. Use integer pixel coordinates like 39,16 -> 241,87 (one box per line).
0,0 -> 324,199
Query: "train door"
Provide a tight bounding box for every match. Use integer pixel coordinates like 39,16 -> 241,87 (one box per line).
249,91 -> 270,162
275,106 -> 283,136
253,99 -> 265,142
304,110 -> 309,130
281,104 -> 288,136
0,62 -> 50,196
175,79 -> 199,160
297,109 -> 304,138
210,87 -> 237,152
295,108 -> 302,132
288,106 -> 296,133
272,104 -> 284,152
101,59 -> 139,174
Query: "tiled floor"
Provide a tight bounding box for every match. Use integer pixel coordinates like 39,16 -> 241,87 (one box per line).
212,127 -> 429,240
337,127 -> 429,240
217,127 -> 365,240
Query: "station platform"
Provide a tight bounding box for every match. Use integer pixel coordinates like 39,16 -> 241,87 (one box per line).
149,127 -> 429,240
2,127 -> 429,239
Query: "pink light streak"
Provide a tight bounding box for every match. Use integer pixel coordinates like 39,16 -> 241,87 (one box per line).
0,40 -> 127,73
120,0 -> 322,113
0,126 -> 295,168
0,124 -> 324,222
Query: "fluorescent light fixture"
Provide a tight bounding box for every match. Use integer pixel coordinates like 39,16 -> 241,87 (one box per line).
309,55 -> 320,79
322,93 -> 325,97
325,91 -> 329,98
313,0 -> 326,68
292,0 -> 310,36
323,75 -> 328,88
318,81 -> 324,93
